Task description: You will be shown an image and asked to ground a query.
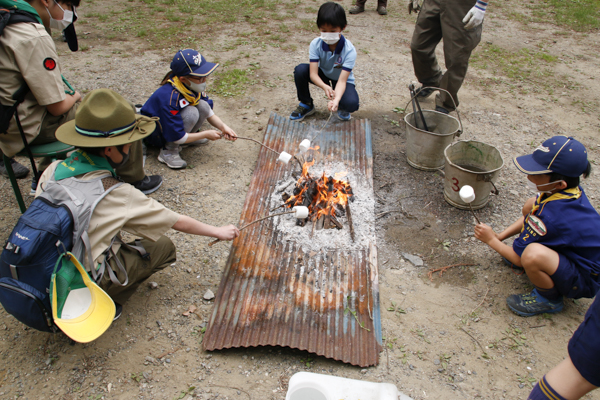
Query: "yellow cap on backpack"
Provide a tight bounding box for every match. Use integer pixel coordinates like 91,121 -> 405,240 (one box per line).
51,252 -> 115,343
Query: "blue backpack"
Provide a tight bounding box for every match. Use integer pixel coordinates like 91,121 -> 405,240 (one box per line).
0,175 -> 122,332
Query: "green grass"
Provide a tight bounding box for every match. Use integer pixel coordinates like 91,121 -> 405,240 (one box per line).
545,0 -> 600,31
212,67 -> 257,97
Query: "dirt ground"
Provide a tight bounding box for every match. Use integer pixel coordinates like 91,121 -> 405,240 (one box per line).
1,0 -> 600,399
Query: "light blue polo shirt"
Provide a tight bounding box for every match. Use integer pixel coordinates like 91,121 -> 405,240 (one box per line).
309,35 -> 356,85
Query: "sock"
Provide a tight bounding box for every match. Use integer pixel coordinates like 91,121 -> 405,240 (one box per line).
535,286 -> 562,301
528,375 -> 567,400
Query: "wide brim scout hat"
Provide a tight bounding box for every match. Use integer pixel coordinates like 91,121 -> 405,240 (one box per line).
56,89 -> 157,147
170,49 -> 219,77
51,253 -> 115,343
514,136 -> 588,178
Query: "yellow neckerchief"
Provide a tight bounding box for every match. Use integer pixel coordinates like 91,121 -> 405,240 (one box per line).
168,76 -> 200,106
530,186 -> 581,217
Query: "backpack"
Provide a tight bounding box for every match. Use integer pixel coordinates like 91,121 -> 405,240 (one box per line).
0,174 -> 123,332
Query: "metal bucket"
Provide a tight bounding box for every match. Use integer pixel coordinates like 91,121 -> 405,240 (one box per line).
443,140 -> 504,210
405,110 -> 461,171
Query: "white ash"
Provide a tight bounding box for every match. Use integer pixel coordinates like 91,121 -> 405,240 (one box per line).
268,163 -> 375,252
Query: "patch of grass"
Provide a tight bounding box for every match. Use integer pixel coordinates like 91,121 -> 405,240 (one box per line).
545,0 -> 600,31
213,68 -> 255,97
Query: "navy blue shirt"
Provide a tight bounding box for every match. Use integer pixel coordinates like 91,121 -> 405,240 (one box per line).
513,187 -> 600,277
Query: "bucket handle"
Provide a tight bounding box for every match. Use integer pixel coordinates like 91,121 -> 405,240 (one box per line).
403,86 -> 463,138
477,173 -> 500,195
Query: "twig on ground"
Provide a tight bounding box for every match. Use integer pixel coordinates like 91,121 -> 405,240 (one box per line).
427,263 -> 477,281
210,384 -> 252,400
156,347 -> 181,359
379,182 -> 391,190
469,286 -> 490,316
459,327 -> 487,356
529,324 -> 546,329
376,209 -> 403,219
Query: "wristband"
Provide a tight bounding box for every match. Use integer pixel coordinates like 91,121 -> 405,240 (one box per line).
475,0 -> 487,11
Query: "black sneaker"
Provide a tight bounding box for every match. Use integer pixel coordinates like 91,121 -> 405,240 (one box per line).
132,175 -> 163,195
435,105 -> 449,114
416,86 -> 436,99
113,303 -> 123,321
506,289 -> 564,317
290,102 -> 316,121
0,158 -> 30,179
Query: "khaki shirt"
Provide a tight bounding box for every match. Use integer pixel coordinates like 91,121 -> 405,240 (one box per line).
0,22 -> 66,157
36,161 -> 180,264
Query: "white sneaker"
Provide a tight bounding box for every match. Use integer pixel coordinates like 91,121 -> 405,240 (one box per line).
158,148 -> 187,169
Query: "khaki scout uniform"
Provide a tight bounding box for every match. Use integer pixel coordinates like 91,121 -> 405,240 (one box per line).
37,162 -> 180,304
410,0 -> 483,111
0,21 -> 75,158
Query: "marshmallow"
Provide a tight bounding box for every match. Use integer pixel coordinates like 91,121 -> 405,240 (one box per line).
292,206 -> 309,219
278,151 -> 292,164
459,185 -> 476,203
299,139 -> 311,153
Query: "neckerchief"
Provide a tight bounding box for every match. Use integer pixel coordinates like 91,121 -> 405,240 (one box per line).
530,186 -> 582,217
54,150 -> 115,180
168,76 -> 200,106
0,0 -> 42,24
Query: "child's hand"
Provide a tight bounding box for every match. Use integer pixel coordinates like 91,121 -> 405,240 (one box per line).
328,99 -> 339,112
203,130 -> 223,141
221,125 -> 238,141
216,225 -> 240,241
474,223 -> 497,244
323,86 -> 335,100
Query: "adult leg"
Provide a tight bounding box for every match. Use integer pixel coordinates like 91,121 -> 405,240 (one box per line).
99,235 -> 177,305
410,0 -> 444,87
32,103 -> 79,172
436,0 -> 482,111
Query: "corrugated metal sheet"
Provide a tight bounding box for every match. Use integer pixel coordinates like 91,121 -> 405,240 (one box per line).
203,113 -> 381,367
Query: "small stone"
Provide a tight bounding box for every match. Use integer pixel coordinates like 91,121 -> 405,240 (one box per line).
401,253 -> 423,267
434,359 -> 440,365
165,359 -> 171,364
204,289 -> 215,300
437,368 -> 444,373
148,282 -> 158,289
360,369 -> 367,374
145,356 -> 157,364
256,108 -> 265,115
519,383 -> 525,389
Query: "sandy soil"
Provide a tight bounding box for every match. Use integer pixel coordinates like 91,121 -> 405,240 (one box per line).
1,0 -> 600,399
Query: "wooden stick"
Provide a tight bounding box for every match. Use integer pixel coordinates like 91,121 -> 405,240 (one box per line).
427,263 -> 477,281
235,136 -> 279,156
469,203 -> 481,224
469,286 -> 490,316
208,210 -> 295,246
346,202 -> 355,242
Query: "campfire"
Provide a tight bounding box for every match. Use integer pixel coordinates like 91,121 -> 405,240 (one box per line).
278,154 -> 356,240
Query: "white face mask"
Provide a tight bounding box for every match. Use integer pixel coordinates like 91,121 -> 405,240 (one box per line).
47,0 -> 74,31
526,180 -> 562,194
187,81 -> 206,94
320,32 -> 340,45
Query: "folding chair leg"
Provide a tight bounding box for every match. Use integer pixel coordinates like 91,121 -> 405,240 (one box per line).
3,154 -> 26,213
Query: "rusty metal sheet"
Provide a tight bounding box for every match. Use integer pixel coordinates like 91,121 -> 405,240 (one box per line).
203,113 -> 381,367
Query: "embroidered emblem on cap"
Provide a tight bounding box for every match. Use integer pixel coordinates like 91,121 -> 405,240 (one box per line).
535,145 -> 550,153
43,58 -> 56,71
193,53 -> 201,66
527,215 -> 547,236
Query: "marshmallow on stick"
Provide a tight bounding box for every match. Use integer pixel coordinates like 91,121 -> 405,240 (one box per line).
299,139 -> 311,153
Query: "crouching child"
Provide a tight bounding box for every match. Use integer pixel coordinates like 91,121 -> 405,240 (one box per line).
474,136 -> 600,316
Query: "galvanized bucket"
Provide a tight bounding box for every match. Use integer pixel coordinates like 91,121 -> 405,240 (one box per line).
443,140 -> 504,210
404,110 -> 461,171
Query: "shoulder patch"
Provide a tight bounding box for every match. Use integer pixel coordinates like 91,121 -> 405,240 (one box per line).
43,58 -> 56,71
527,215 -> 547,236
179,99 -> 189,108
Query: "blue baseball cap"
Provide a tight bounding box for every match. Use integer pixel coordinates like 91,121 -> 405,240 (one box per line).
170,49 -> 219,77
514,136 -> 588,177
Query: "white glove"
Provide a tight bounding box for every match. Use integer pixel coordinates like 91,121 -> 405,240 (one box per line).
462,0 -> 487,30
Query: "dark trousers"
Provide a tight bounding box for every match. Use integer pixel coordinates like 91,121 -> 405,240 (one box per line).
410,0 -> 482,111
99,235 -> 176,304
293,63 -> 360,113
355,0 -> 387,7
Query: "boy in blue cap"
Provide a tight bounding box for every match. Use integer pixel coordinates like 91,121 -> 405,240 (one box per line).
474,136 -> 600,316
141,49 -> 237,169
290,2 -> 359,122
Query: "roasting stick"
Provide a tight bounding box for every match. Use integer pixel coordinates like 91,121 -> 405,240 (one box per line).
234,136 -> 303,168
208,206 -> 309,246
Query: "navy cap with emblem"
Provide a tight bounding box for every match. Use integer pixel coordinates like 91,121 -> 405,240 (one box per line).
514,136 -> 589,177
170,49 -> 219,77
